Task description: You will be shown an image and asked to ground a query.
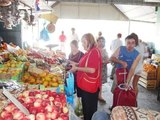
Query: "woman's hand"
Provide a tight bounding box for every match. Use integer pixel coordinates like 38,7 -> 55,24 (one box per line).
120,61 -> 128,68
69,63 -> 77,73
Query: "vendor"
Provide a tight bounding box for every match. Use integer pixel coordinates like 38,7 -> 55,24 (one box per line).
0,37 -> 7,50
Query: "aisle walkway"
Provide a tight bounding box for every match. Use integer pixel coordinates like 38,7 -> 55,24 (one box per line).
98,64 -> 160,113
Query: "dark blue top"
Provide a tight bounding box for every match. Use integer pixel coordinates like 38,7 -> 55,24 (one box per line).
116,46 -> 139,70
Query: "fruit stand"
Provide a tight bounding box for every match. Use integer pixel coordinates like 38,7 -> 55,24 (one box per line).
0,45 -> 73,120
138,55 -> 160,90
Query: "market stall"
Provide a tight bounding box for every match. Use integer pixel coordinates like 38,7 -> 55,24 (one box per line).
0,44 -> 75,120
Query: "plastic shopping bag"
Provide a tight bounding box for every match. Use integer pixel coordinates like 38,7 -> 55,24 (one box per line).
65,72 -> 74,104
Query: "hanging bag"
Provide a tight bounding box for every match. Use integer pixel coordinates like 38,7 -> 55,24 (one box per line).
65,72 -> 74,104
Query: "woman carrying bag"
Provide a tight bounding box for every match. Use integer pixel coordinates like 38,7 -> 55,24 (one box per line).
70,33 -> 102,120
110,35 -> 141,108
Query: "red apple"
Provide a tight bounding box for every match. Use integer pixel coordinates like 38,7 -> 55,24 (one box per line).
29,91 -> 35,96
29,107 -> 37,115
47,111 -> 58,119
41,100 -> 50,107
54,101 -> 62,108
36,113 -> 46,120
49,97 -> 54,102
37,107 -> 45,113
34,99 -> 42,107
4,104 -> 16,113
35,94 -> 42,99
12,110 -> 25,120
1,111 -> 12,118
26,114 -> 35,120
24,97 -> 35,104
4,116 -> 13,120
45,105 -> 53,112
23,91 -> 30,97
42,94 -> 48,99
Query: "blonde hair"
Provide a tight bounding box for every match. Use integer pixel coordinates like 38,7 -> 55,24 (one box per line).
82,33 -> 96,50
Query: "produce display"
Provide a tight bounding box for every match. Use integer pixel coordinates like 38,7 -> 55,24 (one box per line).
0,90 -> 69,120
143,63 -> 156,72
0,46 -> 71,120
21,72 -> 63,88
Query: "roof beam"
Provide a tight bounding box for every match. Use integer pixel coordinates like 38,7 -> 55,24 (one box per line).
48,0 -> 160,6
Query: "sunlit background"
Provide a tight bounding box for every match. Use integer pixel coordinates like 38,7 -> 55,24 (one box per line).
22,19 -> 158,57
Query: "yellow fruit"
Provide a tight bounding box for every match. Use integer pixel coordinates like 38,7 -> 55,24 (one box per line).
51,82 -> 59,87
45,77 -> 51,81
40,72 -> 47,78
43,81 -> 48,87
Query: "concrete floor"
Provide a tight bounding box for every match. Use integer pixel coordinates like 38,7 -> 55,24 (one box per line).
98,64 -> 160,113
98,80 -> 160,113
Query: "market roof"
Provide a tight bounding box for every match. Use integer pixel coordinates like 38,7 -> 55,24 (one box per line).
20,0 -> 160,23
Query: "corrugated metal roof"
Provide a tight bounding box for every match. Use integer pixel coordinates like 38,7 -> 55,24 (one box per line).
115,4 -> 157,23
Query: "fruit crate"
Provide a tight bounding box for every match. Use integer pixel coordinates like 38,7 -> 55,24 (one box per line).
157,66 -> 160,87
140,71 -> 157,80
138,77 -> 157,89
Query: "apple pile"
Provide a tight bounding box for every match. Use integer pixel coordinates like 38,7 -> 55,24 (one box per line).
0,90 -> 69,120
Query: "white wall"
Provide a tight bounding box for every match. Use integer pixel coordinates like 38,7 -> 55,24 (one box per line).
53,2 -> 128,20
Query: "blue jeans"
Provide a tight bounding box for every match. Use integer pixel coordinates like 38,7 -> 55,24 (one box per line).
91,111 -> 110,120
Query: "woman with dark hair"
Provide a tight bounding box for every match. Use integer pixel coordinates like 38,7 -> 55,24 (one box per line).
97,37 -> 109,102
70,33 -> 102,120
110,34 -> 141,94
68,40 -> 84,97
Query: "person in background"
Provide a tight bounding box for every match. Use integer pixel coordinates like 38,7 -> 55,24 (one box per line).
130,33 -> 145,97
70,28 -> 79,42
68,40 -> 84,98
59,31 -> 66,52
97,37 -> 109,103
98,31 -> 102,37
70,33 -> 102,120
0,37 -> 7,50
110,33 -> 123,79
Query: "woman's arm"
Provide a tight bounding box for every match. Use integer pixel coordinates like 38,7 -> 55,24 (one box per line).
110,47 -> 128,68
70,63 -> 95,74
126,54 -> 141,84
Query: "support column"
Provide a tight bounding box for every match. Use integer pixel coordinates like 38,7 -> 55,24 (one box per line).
155,7 -> 160,53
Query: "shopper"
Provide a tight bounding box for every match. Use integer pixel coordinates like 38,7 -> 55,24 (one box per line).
59,31 -> 66,52
68,40 -> 84,97
97,37 -> 109,103
110,33 -> 122,79
131,33 -> 145,97
98,31 -> 102,37
70,33 -> 102,120
110,34 -> 141,94
70,27 -> 79,42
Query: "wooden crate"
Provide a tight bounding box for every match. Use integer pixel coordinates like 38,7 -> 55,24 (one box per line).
157,66 -> 160,87
138,77 -> 157,89
140,71 -> 157,80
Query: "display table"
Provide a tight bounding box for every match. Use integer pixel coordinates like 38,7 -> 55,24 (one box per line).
111,106 -> 160,120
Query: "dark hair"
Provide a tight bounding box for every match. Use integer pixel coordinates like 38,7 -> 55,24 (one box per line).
71,28 -> 75,31
82,33 -> 96,50
125,35 -> 138,46
117,33 -> 122,38
97,37 -> 105,48
70,40 -> 78,48
130,33 -> 139,46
